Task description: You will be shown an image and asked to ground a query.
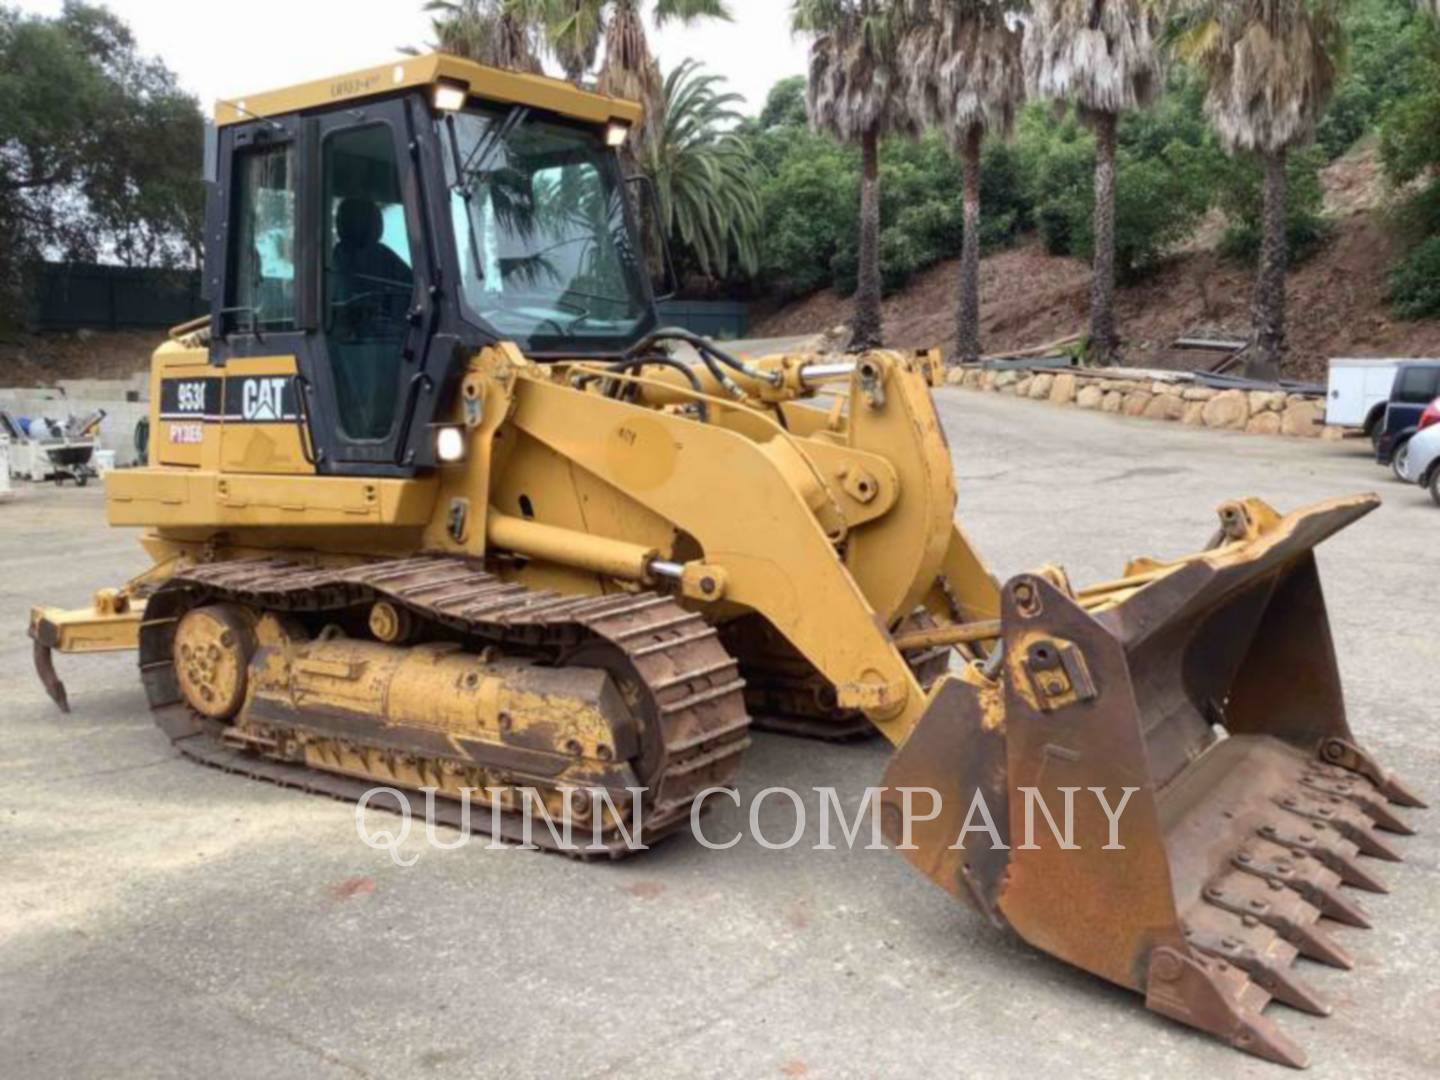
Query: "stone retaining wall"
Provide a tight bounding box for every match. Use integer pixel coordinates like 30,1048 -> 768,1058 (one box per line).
943,367 -> 1340,440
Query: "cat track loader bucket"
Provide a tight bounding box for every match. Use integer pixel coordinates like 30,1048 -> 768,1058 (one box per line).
883,494 -> 1424,1068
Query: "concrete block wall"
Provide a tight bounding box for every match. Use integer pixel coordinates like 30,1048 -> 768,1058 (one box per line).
0,372 -> 151,467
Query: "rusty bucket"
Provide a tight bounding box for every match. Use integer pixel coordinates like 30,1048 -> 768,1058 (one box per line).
883,495 -> 1423,1067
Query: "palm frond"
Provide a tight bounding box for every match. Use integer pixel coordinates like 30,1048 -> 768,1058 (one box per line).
902,0 -> 1026,144
425,0 -> 546,73
641,58 -> 763,278
1169,0 -> 1346,153
1024,0 -> 1166,119
652,0 -> 733,27
793,0 -> 920,144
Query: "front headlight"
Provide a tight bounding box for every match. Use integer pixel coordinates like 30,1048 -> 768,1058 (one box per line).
436,426 -> 466,463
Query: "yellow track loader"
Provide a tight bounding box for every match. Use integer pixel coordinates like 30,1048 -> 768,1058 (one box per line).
29,55 -> 1422,1067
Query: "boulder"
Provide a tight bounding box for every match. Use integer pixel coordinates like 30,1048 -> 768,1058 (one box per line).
1122,391 -> 1154,417
1076,385 -> 1105,410
1321,425 -> 1348,442
1101,391 -> 1125,413
981,370 -> 998,390
1245,412 -> 1283,436
1182,387 -> 1218,402
1282,400 -> 1325,438
1050,372 -> 1078,406
1182,402 -> 1207,426
1202,389 -> 1250,430
946,367 -> 967,387
1014,376 -> 1035,398
965,369 -> 985,389
1151,381 -> 1180,396
1249,390 -> 1287,414
1143,393 -> 1185,421
1029,373 -> 1056,400
993,370 -> 1019,389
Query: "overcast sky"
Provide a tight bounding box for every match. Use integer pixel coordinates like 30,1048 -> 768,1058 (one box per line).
13,0 -> 808,118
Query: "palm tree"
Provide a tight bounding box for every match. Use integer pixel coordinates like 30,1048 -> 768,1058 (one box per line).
904,1 -> 1025,364
541,1 -> 733,151
793,0 -> 919,351
1025,0 -> 1164,363
643,60 -> 763,279
424,0 -> 546,73
1171,1 -> 1345,379
546,0 -> 604,81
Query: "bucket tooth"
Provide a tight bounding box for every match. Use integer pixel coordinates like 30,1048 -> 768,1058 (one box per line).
1317,737 -> 1428,809
1184,916 -> 1331,1016
1145,948 -> 1309,1069
1302,773 -> 1416,835
1238,841 -> 1372,929
1259,817 -> 1389,893
1204,872 -> 1354,970
1276,792 -> 1404,863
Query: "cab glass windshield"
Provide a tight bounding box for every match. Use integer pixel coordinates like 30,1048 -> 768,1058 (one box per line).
440,105 -> 651,354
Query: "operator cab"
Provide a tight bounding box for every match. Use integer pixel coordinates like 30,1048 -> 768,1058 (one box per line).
202,55 -> 655,476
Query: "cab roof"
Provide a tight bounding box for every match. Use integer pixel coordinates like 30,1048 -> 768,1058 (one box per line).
215,52 -> 644,129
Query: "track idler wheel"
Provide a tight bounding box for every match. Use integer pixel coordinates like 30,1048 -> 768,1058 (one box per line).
172,604 -> 256,720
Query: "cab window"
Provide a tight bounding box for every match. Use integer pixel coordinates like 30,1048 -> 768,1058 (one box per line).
228,144 -> 297,333
322,124 -> 416,441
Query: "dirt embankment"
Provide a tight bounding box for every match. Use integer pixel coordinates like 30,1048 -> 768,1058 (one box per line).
0,329 -> 161,389
754,143 -> 1440,383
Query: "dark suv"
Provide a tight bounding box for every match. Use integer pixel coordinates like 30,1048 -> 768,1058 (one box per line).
1376,360 -> 1440,472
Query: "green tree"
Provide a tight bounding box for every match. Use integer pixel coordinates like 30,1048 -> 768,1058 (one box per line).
1014,74 -> 1216,281
643,60 -> 762,279
1379,14 -> 1440,184
1379,12 -> 1440,317
0,2 -> 204,333
1025,0 -> 1166,363
793,0 -> 919,350
757,76 -> 809,130
1316,0 -> 1426,158
1173,0 -> 1347,378
903,0 -> 1025,363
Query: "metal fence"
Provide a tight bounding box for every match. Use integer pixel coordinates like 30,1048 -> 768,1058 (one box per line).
655,300 -> 750,340
33,263 -> 205,331
33,263 -> 750,340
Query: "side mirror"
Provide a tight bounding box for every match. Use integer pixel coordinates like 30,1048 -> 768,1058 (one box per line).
626,174 -> 679,303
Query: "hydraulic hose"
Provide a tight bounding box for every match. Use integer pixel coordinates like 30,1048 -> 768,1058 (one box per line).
604,356 -> 710,423
625,328 -> 784,393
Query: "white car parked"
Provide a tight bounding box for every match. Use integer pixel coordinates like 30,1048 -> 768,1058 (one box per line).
1397,399 -> 1440,506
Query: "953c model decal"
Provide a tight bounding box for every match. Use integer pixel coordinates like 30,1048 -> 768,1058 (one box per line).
159,374 -> 300,425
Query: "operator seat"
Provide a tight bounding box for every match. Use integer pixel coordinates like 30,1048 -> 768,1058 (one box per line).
327,198 -> 414,439
333,198 -> 413,302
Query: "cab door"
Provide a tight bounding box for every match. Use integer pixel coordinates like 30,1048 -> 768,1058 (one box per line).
209,114 -> 317,476
209,98 -> 447,478
303,101 -> 436,473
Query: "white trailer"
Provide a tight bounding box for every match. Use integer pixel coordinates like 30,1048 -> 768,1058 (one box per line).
1325,359 -> 1401,433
